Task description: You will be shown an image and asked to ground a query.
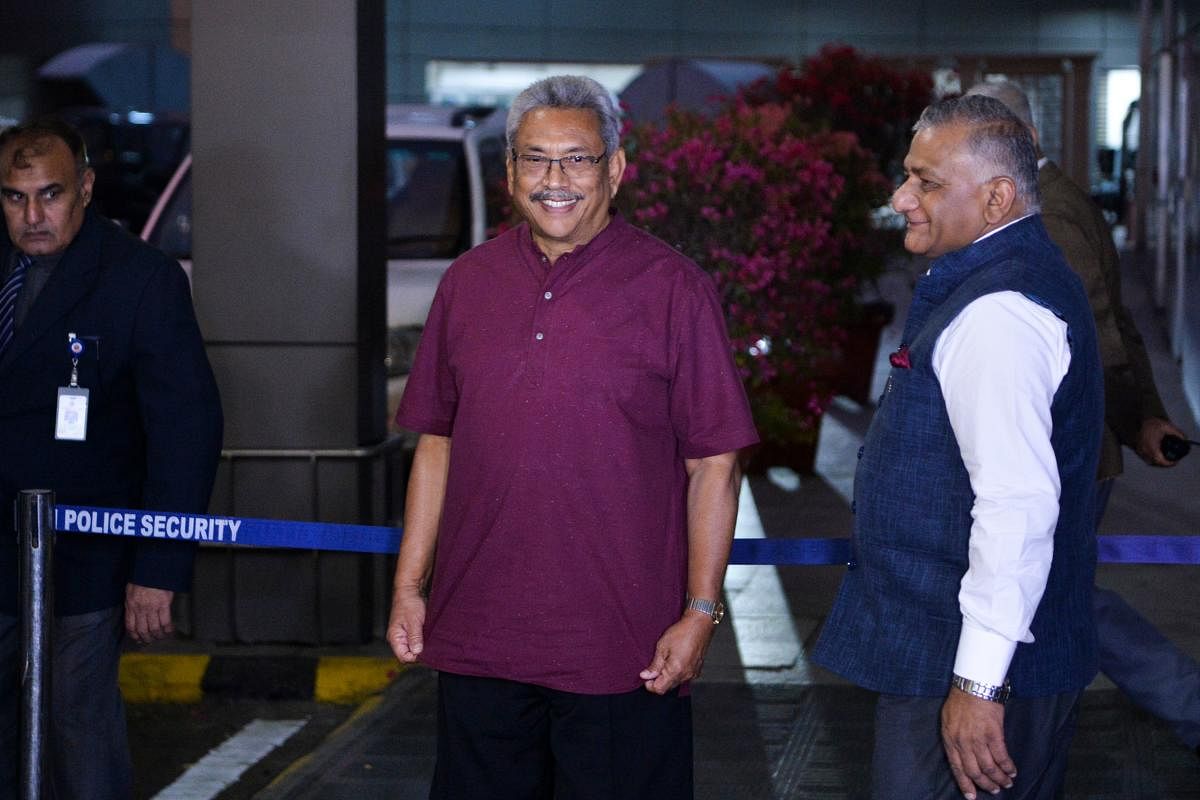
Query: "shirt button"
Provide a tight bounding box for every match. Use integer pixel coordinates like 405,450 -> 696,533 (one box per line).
535,332 -> 544,341
543,291 -> 552,300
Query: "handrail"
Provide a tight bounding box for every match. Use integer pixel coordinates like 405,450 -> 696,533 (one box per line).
219,434 -> 411,461
211,434 -> 413,641
218,434 -> 412,524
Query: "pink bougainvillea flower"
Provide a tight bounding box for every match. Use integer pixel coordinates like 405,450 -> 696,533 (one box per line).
616,49 -> 929,446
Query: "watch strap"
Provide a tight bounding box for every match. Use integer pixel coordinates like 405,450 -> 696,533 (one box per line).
685,596 -> 725,624
951,674 -> 1011,704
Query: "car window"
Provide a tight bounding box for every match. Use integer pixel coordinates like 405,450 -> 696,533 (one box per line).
146,168 -> 193,260
476,134 -> 510,236
387,141 -> 470,259
67,112 -> 189,232
147,137 -> 475,262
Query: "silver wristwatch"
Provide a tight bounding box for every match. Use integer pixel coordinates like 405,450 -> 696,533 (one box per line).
951,674 -> 1011,704
685,596 -> 726,625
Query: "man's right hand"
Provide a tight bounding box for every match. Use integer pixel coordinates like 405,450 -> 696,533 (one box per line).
387,587 -> 427,663
941,687 -> 1016,800
125,584 -> 176,644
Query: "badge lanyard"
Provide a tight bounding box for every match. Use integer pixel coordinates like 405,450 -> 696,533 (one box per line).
55,332 -> 89,441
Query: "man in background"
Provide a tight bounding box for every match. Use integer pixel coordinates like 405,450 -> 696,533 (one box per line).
0,117 -> 223,798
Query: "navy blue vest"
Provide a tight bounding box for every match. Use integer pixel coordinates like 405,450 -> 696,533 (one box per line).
812,216 -> 1103,697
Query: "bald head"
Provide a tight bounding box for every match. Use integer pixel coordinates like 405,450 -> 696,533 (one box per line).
0,117 -> 90,178
964,80 -> 1035,133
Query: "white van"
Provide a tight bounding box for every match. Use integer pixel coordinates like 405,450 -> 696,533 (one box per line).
140,105 -> 509,374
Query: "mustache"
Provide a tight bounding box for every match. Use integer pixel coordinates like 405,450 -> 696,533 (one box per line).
529,189 -> 583,203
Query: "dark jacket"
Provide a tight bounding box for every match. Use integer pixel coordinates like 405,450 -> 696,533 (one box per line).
1040,161 -> 1166,479
813,216 -> 1103,697
0,209 -> 223,615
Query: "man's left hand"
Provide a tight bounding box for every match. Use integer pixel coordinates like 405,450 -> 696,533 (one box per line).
125,584 -> 175,644
639,613 -> 715,695
1135,416 -> 1187,467
940,687 -> 1016,800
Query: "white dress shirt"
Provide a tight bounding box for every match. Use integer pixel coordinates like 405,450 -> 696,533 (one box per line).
930,222 -> 1073,688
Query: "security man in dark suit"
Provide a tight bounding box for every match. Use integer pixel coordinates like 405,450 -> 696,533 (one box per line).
0,118 -> 223,798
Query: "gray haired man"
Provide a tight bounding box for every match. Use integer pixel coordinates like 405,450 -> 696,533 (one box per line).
967,79 -> 1200,757
387,75 -> 757,799
814,95 -> 1103,799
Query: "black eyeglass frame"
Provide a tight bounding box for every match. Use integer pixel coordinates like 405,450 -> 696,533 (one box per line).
510,149 -> 608,176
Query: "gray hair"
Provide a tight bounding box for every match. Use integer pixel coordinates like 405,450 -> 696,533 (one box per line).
506,75 -> 620,157
964,80 -> 1035,131
913,94 -> 1040,212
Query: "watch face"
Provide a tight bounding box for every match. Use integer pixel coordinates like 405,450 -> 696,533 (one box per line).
712,603 -> 726,624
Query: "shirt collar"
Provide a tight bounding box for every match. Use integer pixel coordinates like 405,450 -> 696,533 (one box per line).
972,212 -> 1036,246
520,209 -> 624,270
925,213 -> 1037,276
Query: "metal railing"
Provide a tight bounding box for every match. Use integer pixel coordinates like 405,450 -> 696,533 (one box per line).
219,433 -> 413,524
202,434 -> 413,641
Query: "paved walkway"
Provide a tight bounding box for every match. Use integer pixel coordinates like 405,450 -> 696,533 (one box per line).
254,250 -> 1200,799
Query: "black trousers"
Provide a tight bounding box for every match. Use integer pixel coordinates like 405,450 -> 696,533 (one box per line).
0,607 -> 130,800
431,671 -> 694,800
871,690 -> 1081,800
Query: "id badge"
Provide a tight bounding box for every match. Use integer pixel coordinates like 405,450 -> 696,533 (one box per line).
55,386 -> 89,441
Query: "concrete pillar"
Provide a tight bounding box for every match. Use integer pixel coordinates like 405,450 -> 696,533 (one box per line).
189,0 -> 388,643
1135,0 -> 1155,252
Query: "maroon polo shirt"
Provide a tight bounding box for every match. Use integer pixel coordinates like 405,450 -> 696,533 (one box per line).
396,212 -> 758,694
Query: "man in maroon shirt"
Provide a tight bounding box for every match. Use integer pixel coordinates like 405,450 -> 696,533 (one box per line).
387,75 -> 758,799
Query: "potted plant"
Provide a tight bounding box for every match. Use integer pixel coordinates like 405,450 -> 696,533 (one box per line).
621,101 -> 869,471
740,44 -> 934,180
740,47 -> 933,405
619,49 -> 933,470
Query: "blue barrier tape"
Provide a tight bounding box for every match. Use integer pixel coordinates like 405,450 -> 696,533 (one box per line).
54,505 -> 1200,565
55,505 -> 400,556
727,538 -> 850,565
727,536 -> 1200,565
1096,535 -> 1200,565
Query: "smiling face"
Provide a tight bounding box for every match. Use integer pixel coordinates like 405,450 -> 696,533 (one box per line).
506,106 -> 626,263
0,134 -> 94,256
891,122 -> 996,260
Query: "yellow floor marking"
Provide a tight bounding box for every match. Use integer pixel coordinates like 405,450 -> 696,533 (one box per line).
315,657 -> 403,704
120,653 -> 210,703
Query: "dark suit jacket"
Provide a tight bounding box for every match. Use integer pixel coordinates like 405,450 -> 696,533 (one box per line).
0,209 -> 223,615
1040,161 -> 1167,479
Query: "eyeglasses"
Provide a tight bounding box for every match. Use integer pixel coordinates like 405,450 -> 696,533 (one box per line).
511,150 -> 607,178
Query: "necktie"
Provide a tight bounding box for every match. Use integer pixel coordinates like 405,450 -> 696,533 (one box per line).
0,253 -> 33,356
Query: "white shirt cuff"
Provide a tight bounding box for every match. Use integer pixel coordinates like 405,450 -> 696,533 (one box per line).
953,619 -> 1018,687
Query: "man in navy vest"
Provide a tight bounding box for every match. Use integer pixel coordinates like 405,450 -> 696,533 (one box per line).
967,79 -> 1200,758
813,95 -> 1103,799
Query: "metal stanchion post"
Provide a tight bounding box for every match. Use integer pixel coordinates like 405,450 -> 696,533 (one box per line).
18,489 -> 53,800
